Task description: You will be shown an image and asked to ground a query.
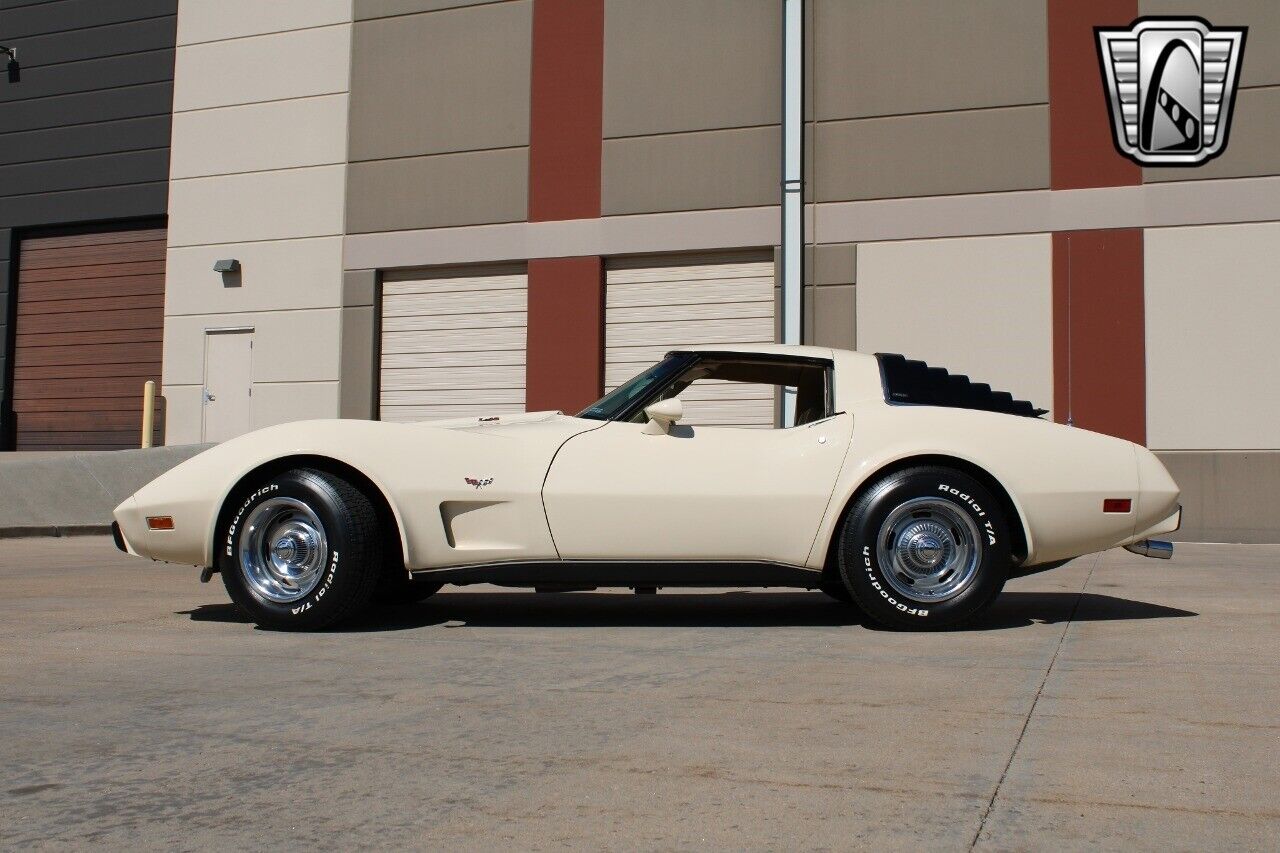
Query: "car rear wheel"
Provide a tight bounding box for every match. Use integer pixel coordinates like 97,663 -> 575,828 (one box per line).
837,466 -> 1010,630
218,468 -> 383,630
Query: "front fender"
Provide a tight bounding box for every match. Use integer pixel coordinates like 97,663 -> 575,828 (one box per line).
113,419 -> 572,569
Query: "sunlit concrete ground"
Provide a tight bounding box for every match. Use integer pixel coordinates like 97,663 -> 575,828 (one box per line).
1,537 -> 1276,850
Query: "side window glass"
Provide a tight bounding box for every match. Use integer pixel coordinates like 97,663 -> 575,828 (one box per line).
634,358 -> 830,429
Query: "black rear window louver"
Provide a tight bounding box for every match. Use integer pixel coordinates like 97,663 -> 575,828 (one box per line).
875,353 -> 1048,419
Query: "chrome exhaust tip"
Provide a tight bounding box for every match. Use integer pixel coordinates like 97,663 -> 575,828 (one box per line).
1124,539 -> 1174,560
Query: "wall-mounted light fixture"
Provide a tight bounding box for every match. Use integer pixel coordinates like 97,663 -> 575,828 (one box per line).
212,258 -> 240,273
1,45 -> 18,83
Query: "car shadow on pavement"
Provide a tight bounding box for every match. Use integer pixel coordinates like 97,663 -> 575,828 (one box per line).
179,590 -> 1196,632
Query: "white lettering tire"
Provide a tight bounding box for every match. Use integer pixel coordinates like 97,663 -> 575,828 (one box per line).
218,468 -> 383,631
836,466 -> 1010,630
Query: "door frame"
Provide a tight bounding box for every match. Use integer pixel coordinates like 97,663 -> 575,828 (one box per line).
200,326 -> 254,443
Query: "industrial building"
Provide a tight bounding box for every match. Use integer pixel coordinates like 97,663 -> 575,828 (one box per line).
1,0 -> 1278,542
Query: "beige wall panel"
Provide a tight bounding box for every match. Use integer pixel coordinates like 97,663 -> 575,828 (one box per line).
815,106 -> 1049,202
165,237 -> 344,316
164,380 -> 342,442
178,0 -> 353,46
173,25 -> 352,112
1158,451 -> 1280,543
356,0 -> 505,20
350,1 -> 531,161
162,309 -> 343,386
161,384 -> 203,447
813,0 -> 1047,121
857,234 -> 1053,414
1145,222 -> 1280,450
804,283 -> 855,350
346,148 -> 528,233
170,95 -> 349,179
603,126 -> 779,215
603,0 -> 779,137
1142,0 -> 1280,87
1144,87 -> 1280,184
169,166 -> 346,247
251,382 -> 342,431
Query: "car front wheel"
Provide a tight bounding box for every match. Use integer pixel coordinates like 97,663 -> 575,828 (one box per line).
218,468 -> 383,630
836,466 -> 1010,630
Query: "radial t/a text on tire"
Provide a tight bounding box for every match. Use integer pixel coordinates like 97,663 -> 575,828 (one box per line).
217,468 -> 383,630
837,466 -> 1010,630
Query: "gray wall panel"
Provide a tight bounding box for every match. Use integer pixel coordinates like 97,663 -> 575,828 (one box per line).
0,1 -> 176,450
4,116 -> 172,164
2,82 -> 174,135
0,149 -> 171,197
814,106 -> 1050,202
1142,0 -> 1280,88
0,49 -> 174,103
0,0 -> 176,39
1144,86 -> 1280,183
0,182 -> 170,230
346,148 -> 529,233
603,0 -> 780,138
349,0 -> 531,161
812,0 -> 1047,121
14,15 -> 177,69
602,126 -> 779,215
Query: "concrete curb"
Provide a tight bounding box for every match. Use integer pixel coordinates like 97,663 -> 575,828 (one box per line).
0,525 -> 112,539
0,445 -> 212,535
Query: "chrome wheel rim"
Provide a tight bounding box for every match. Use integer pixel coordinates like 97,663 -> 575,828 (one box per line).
876,497 -> 982,603
238,497 -> 329,604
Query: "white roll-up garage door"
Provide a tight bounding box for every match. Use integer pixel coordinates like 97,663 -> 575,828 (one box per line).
605,255 -> 775,428
379,270 -> 527,422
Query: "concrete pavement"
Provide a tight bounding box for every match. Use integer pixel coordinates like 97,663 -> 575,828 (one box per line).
0,538 -> 1276,850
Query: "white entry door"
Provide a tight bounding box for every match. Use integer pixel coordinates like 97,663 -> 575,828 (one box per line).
202,329 -> 253,443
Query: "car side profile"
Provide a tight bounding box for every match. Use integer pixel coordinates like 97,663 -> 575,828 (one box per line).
112,345 -> 1181,631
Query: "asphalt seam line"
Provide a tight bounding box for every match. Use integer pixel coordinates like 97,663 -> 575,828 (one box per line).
969,554 -> 1099,850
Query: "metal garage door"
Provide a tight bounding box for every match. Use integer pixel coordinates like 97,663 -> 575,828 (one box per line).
605,255 -> 776,428
379,270 -> 527,422
12,225 -> 165,450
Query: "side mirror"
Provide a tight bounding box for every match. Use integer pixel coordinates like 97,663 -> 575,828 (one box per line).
641,397 -> 683,435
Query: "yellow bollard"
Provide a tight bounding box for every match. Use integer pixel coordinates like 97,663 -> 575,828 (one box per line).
141,380 -> 156,449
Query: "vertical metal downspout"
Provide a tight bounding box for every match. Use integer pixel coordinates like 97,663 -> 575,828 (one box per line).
781,0 -> 804,425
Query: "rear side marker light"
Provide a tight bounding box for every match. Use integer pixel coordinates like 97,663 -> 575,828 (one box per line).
147,516 -> 175,530
1103,499 -> 1132,514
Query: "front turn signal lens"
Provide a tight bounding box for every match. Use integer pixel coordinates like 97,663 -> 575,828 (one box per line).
1103,499 -> 1132,514
146,516 -> 175,530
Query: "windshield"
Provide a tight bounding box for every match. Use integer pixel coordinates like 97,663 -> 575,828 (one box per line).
577,352 -> 696,421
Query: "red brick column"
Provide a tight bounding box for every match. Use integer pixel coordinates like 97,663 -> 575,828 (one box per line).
526,256 -> 604,413
1048,0 -> 1146,443
524,0 -> 605,412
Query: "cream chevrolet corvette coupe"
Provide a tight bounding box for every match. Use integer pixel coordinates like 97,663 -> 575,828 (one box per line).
113,346 -> 1181,631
